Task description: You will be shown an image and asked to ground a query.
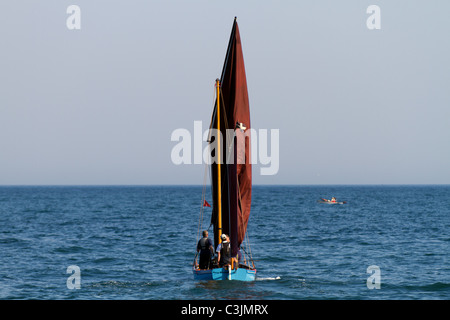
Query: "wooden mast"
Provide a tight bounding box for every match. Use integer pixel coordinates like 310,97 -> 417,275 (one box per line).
216,79 -> 222,245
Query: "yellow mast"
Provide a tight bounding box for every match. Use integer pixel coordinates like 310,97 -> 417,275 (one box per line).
216,79 -> 222,244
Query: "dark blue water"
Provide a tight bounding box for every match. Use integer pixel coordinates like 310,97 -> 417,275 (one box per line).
0,185 -> 449,300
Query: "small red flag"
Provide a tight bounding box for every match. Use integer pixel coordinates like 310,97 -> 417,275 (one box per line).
203,200 -> 211,207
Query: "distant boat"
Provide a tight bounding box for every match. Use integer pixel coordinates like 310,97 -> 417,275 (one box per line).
193,17 -> 256,281
318,198 -> 347,205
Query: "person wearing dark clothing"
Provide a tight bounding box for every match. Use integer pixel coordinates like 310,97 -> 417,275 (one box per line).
196,230 -> 213,269
220,241 -> 231,267
216,234 -> 231,267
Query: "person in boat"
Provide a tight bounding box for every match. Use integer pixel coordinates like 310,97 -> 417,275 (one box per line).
215,234 -> 228,259
331,197 -> 337,203
196,230 -> 214,269
216,234 -> 231,268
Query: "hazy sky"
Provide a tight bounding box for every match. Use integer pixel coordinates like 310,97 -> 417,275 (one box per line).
0,1 -> 449,185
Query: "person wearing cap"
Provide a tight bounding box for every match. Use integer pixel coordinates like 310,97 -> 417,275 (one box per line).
215,234 -> 229,253
216,234 -> 231,267
196,230 -> 214,269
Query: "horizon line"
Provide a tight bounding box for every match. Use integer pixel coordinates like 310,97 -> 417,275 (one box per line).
0,183 -> 449,187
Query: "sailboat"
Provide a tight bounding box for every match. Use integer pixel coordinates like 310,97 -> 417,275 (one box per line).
193,18 -> 256,281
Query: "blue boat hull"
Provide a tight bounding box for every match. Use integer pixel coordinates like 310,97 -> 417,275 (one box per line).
193,267 -> 256,281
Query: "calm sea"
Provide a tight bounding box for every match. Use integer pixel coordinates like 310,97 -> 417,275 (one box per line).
0,185 -> 449,300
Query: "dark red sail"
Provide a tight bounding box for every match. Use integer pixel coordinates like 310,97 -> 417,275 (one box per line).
210,18 -> 252,257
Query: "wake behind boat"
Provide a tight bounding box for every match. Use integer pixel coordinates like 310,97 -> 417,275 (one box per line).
192,18 -> 256,281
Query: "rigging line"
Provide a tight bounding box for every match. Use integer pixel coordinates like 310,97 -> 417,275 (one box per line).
209,86 -> 231,164
218,86 -> 231,242
246,226 -> 255,268
217,86 -> 237,168
205,161 -> 215,232
210,84 -> 239,240
207,81 -> 218,141
198,162 -> 208,231
211,85 -> 229,230
195,188 -> 203,255
241,241 -> 255,269
210,84 -> 234,166
197,84 -> 218,249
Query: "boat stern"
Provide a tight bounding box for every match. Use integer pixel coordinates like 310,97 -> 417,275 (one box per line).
193,267 -> 256,281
